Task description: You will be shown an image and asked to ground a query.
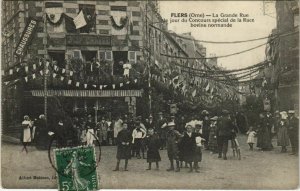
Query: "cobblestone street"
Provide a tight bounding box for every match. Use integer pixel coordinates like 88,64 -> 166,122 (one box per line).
1,135 -> 298,189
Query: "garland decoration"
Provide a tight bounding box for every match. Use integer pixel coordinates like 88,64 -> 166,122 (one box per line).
110,16 -> 128,30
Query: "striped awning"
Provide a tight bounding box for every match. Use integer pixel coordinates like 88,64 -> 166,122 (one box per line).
30,90 -> 143,97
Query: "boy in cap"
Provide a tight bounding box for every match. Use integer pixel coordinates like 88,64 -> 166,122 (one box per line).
166,122 -> 183,172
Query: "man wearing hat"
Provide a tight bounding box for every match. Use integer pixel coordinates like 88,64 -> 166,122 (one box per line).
145,115 -> 155,130
166,121 -> 183,172
288,110 -> 298,155
157,112 -> 167,150
216,110 -> 237,160
202,110 -> 210,150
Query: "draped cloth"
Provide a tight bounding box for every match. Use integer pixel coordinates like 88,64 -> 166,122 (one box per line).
110,11 -> 128,35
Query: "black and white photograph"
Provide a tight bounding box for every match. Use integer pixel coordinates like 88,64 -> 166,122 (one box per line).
1,0 -> 299,189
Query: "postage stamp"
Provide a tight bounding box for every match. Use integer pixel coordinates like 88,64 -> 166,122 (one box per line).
54,146 -> 99,191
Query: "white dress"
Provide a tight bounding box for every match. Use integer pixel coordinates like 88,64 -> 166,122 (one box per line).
22,120 -> 32,143
246,131 -> 256,144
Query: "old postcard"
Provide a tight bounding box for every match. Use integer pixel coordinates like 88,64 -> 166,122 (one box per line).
1,0 -> 299,190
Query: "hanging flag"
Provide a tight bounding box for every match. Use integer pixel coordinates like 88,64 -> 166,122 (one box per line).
53,73 -> 57,78
45,69 -> 49,74
25,66 -> 29,73
68,80 -> 72,85
126,81 -> 130,84
104,85 -> 108,88
39,60 -> 42,66
120,83 -> 123,87
93,85 -> 97,88
60,76 -> 64,81
112,84 -> 115,89
40,70 -> 44,76
100,85 -> 103,90
4,81 -> 9,85
54,65 -> 58,71
24,76 -> 28,82
32,74 -> 36,79
9,69 -> 13,75
45,2 -> 63,23
76,82 -> 80,87
33,64 -> 36,70
46,61 -> 50,67
134,79 -> 137,83
16,67 -> 20,72
14,79 -> 19,83
192,89 -> 197,97
73,10 -> 87,29
70,71 -> 73,76
84,84 -> 87,89
205,83 -> 210,92
62,68 -> 66,73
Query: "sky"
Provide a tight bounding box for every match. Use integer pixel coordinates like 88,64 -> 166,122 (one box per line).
159,1 -> 276,70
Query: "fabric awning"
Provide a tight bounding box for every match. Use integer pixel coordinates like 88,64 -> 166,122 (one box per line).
30,90 -> 143,97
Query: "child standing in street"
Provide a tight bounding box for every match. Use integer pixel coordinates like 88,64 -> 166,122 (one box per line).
145,128 -> 161,170
166,122 -> 183,172
246,126 -> 256,150
132,122 -> 147,159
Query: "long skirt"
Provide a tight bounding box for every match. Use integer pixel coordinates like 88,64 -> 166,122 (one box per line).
117,145 -> 131,160
277,127 -> 290,146
86,129 -> 94,146
147,148 -> 161,162
22,127 -> 32,143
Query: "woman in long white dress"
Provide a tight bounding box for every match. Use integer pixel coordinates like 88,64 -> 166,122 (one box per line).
21,115 -> 32,153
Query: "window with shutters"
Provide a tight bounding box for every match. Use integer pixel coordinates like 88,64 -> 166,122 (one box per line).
105,51 -> 112,61
128,51 -> 136,63
73,50 -> 82,59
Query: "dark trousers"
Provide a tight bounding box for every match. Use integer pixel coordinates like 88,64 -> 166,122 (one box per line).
217,136 -> 230,156
134,138 -> 142,156
289,132 -> 299,154
107,131 -> 114,145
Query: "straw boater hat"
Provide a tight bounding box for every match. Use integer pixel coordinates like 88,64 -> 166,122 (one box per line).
210,116 -> 218,121
288,110 -> 295,114
280,111 -> 288,120
167,122 -> 176,127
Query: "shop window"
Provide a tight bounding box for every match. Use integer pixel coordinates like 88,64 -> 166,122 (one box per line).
111,6 -> 127,11
81,51 -> 97,63
73,50 -> 82,59
78,4 -> 96,33
133,21 -> 139,26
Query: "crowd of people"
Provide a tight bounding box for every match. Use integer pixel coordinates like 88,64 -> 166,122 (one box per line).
20,109 -> 298,172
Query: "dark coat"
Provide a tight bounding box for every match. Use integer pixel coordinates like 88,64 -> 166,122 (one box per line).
166,129 -> 182,160
145,134 -> 161,162
256,118 -> 272,150
288,116 -> 299,134
180,132 -> 202,162
35,119 -> 50,150
217,116 -> 236,138
145,121 -> 155,130
116,129 -> 132,160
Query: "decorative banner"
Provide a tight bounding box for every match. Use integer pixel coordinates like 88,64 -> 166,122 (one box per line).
16,67 -> 20,72
15,18 -> 38,59
60,76 -> 64,81
73,10 -> 87,29
70,71 -> 73,76
62,68 -> 66,73
110,10 -> 128,35
9,69 -> 13,75
68,80 -> 72,85
104,85 -> 107,88
40,70 -> 43,75
100,85 -> 103,90
76,82 -> 80,87
92,85 -> 97,88
24,76 -> 28,82
120,83 -> 123,87
25,66 -> 29,73
32,74 -> 36,79
53,73 -> 57,78
84,84 -> 87,89
33,64 -> 36,70
45,2 -> 63,24
112,84 -> 115,89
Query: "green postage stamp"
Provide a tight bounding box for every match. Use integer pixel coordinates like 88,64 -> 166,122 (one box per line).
54,146 -> 99,191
